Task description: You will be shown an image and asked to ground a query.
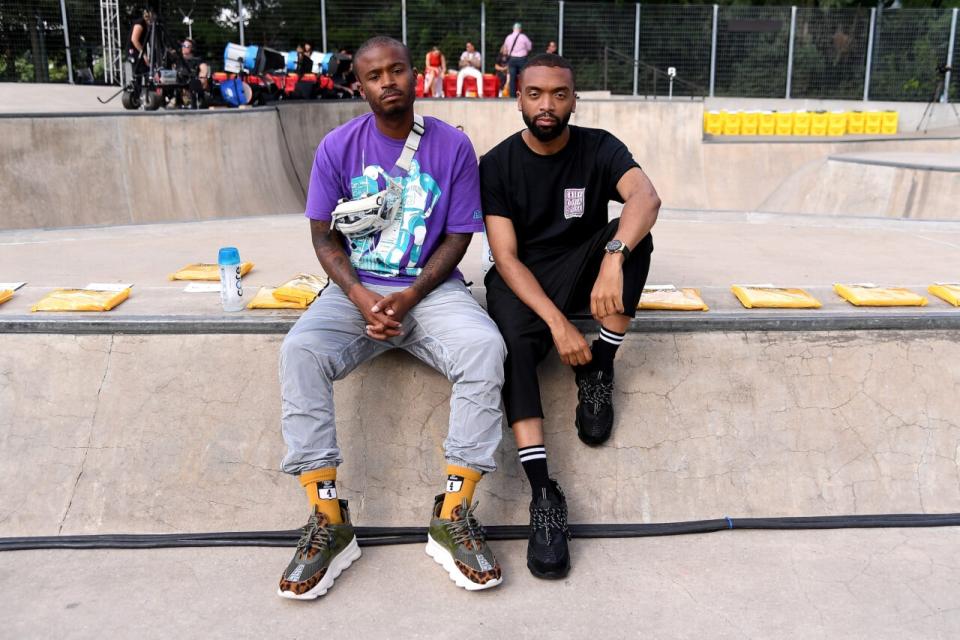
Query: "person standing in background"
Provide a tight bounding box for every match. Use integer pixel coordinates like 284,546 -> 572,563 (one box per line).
502,22 -> 532,97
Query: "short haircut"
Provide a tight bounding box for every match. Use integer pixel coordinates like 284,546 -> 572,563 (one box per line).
520,53 -> 575,87
355,36 -> 413,69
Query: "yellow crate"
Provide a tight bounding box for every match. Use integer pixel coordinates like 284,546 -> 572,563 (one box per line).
865,111 -> 883,134
847,111 -> 865,134
827,111 -> 847,136
881,110 -> 898,135
758,111 -> 776,135
741,111 -> 759,135
722,111 -> 742,135
704,110 -> 723,135
774,111 -> 794,135
792,111 -> 811,136
810,111 -> 829,136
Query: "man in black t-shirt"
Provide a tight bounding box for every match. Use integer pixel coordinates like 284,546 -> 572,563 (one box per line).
480,54 -> 660,580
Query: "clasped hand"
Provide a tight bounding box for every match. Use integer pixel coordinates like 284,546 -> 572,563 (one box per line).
351,286 -> 420,340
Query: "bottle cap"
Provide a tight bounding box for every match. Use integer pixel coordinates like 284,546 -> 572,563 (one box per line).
218,247 -> 240,265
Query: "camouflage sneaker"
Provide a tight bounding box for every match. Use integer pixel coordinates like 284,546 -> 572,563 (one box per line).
425,495 -> 503,591
277,501 -> 361,600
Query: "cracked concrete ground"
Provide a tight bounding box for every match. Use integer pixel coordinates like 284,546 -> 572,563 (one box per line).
2,529 -> 959,639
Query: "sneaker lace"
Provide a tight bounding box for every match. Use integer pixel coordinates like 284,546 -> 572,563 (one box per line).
579,373 -> 613,413
446,501 -> 488,551
296,510 -> 332,556
531,501 -> 570,545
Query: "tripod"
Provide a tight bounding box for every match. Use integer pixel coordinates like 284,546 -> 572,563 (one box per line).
916,68 -> 960,133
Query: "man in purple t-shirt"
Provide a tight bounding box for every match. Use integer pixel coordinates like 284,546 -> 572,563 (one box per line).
276,36 -> 506,600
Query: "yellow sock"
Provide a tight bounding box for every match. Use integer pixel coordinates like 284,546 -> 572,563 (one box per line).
440,464 -> 482,519
299,468 -> 343,524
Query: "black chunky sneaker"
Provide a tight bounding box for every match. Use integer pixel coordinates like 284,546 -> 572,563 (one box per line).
527,480 -> 571,579
575,367 -> 615,445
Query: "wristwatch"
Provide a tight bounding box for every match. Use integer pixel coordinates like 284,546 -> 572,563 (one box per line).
604,239 -> 631,260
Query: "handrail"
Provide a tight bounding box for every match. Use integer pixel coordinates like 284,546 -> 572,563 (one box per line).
603,46 -> 707,97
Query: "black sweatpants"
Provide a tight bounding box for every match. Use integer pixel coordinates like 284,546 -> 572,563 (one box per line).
485,219 -> 653,425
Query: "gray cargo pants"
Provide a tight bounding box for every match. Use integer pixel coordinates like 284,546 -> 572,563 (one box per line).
279,279 -> 506,475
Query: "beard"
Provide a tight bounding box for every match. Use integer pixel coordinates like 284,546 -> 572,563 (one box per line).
522,109 -> 571,142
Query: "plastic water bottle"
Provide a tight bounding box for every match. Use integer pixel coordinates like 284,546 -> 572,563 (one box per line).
218,247 -> 246,312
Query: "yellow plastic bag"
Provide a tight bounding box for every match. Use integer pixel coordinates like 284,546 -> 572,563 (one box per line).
928,283 -> 960,307
169,262 -> 254,281
247,287 -> 307,310
731,285 -> 821,309
833,283 -> 927,307
639,286 -> 708,311
272,273 -> 328,306
32,288 -> 131,312
0,289 -> 13,305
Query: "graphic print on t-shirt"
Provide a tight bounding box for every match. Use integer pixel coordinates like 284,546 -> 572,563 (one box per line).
346,159 -> 442,278
563,187 -> 586,219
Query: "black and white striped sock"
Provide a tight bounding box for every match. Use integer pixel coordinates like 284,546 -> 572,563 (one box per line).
518,445 -> 550,499
592,327 -> 625,372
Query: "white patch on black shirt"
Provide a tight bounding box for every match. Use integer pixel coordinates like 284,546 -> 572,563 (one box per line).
563,188 -> 586,219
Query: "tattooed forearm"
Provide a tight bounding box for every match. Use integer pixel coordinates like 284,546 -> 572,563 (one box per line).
410,233 -> 472,298
310,219 -> 361,293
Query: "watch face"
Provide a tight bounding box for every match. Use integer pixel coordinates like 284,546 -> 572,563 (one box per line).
605,239 -> 624,253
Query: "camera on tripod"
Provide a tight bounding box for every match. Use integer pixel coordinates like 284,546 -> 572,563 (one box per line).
916,62 -> 958,132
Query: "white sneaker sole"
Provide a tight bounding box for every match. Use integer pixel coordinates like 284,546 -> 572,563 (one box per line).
277,536 -> 362,600
425,534 -> 503,591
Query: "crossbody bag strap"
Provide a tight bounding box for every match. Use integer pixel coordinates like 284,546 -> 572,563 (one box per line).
394,113 -> 425,174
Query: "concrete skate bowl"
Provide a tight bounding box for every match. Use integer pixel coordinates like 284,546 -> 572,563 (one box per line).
0,109 -> 307,230
757,152 -> 960,219
4,99 -> 960,230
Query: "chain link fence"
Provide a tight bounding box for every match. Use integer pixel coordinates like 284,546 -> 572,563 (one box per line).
1,0 -> 68,82
406,0 -> 481,74
868,8 -> 952,102
562,1 -> 633,94
715,6 -> 791,98
791,7 -> 871,100
3,1 -> 959,104
637,4 -> 712,98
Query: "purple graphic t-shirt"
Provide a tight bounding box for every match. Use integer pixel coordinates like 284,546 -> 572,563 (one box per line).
305,112 -> 484,286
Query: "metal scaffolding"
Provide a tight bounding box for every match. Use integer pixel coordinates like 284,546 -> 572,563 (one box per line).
99,0 -> 123,85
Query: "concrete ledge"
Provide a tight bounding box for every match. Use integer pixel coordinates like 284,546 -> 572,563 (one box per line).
3,307 -> 960,335
3,329 -> 959,536
829,151 -> 960,172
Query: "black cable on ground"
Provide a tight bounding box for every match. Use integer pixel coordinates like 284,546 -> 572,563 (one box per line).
2,513 -> 959,552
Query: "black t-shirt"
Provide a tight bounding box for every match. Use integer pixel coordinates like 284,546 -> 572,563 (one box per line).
480,125 -> 639,265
